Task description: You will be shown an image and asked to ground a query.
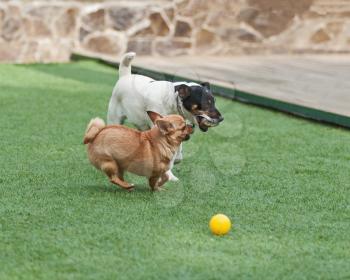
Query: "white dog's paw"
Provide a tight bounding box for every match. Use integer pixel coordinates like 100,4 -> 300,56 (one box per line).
166,170 -> 179,182
169,175 -> 179,182
174,152 -> 183,165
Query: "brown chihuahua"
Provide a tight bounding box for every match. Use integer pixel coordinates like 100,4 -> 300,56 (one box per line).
84,111 -> 193,191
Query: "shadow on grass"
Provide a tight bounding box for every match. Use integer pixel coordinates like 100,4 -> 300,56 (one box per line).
85,184 -> 151,194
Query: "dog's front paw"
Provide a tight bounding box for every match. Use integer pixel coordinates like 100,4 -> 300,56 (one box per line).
125,183 -> 135,191
167,171 -> 179,182
170,177 -> 179,182
174,152 -> 183,165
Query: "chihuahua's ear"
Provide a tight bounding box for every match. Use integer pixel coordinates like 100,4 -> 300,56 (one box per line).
147,111 -> 163,124
155,119 -> 174,135
175,84 -> 191,99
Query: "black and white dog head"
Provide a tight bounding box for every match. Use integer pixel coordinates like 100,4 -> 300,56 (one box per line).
175,82 -> 223,132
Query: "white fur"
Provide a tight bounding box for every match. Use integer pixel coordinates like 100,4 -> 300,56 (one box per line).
107,52 -> 198,181
87,117 -> 105,130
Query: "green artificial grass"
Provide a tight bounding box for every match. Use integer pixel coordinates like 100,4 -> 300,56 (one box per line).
0,60 -> 350,280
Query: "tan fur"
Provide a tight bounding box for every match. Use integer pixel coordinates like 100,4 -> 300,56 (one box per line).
83,118 -> 105,144
84,112 -> 193,191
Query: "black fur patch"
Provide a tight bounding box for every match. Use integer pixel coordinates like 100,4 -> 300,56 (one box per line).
175,83 -> 223,131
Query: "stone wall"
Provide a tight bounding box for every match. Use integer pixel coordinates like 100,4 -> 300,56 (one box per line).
0,0 -> 349,63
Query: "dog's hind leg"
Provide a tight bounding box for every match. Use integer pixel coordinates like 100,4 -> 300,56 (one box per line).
111,175 -> 134,191
101,161 -> 134,191
107,99 -> 126,125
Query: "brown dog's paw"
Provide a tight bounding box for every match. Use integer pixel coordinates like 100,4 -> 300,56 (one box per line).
126,184 -> 135,192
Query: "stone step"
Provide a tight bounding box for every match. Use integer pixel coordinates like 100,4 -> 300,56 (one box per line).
313,0 -> 350,5
311,0 -> 350,14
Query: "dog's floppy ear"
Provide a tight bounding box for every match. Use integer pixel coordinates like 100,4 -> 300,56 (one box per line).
155,119 -> 174,135
175,84 -> 191,99
201,82 -> 210,89
147,111 -> 163,124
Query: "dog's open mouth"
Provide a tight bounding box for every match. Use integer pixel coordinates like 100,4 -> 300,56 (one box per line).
196,115 -> 219,132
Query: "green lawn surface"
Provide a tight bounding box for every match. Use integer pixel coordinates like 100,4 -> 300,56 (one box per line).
0,60 -> 349,280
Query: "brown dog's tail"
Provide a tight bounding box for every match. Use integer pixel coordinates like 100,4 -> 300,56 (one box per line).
83,118 -> 105,144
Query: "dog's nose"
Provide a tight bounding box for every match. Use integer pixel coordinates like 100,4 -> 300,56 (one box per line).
218,116 -> 224,122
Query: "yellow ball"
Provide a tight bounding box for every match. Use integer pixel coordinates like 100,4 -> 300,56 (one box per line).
209,214 -> 232,235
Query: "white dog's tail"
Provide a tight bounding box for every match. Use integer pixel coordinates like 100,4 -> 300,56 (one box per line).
83,118 -> 105,144
119,52 -> 136,77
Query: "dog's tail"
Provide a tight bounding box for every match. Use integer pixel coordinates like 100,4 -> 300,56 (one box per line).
83,118 -> 105,144
119,52 -> 136,77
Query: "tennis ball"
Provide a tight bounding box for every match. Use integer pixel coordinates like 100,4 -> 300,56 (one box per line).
209,214 -> 231,235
